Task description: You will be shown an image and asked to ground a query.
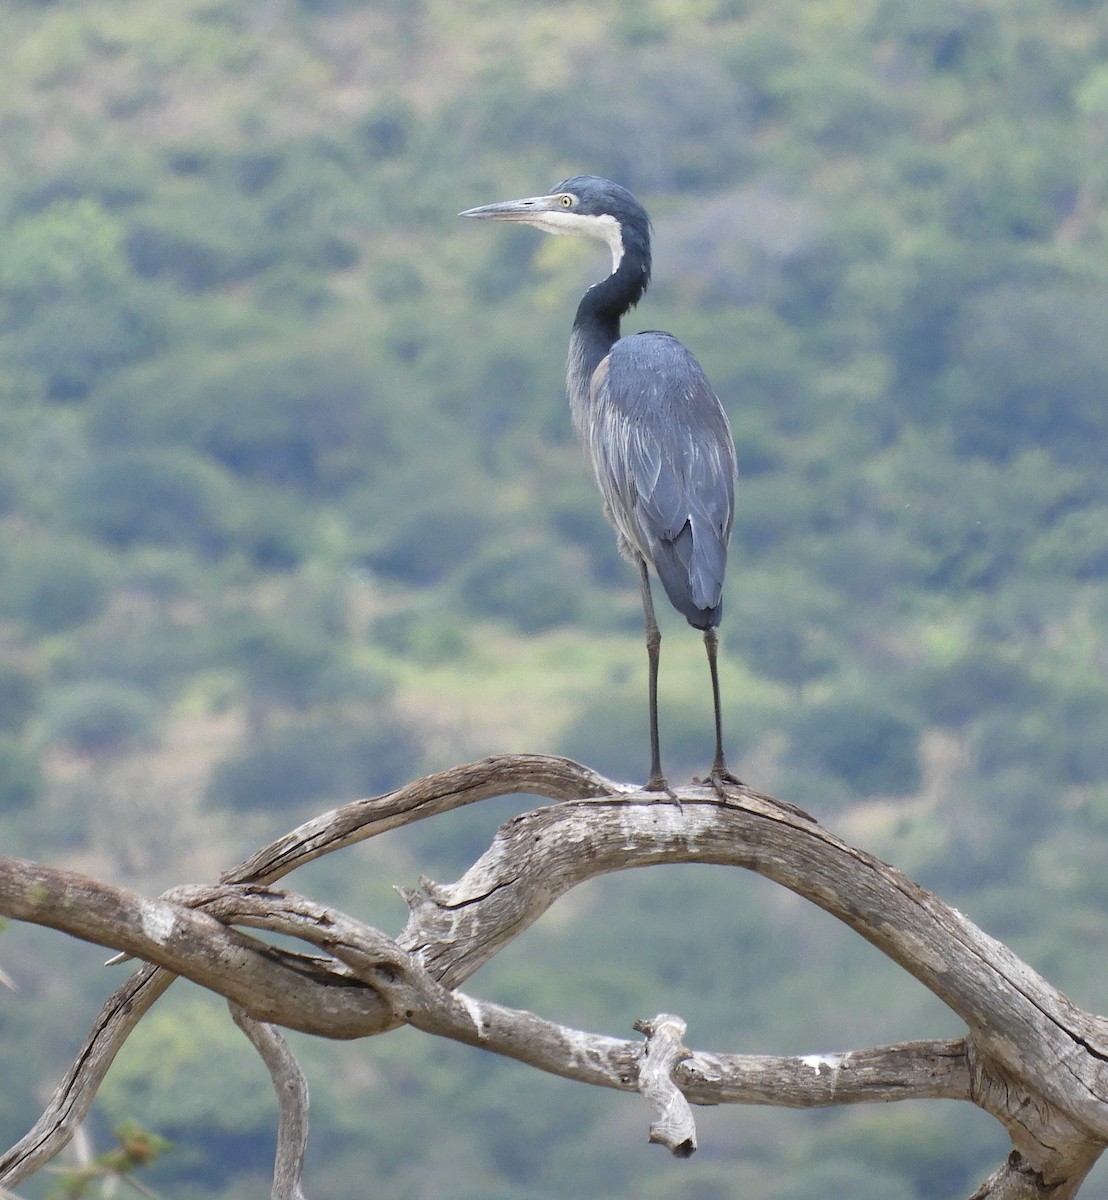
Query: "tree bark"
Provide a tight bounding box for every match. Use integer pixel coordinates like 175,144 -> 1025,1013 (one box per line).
0,755 -> 1104,1197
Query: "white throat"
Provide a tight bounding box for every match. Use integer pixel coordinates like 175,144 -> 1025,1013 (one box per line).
529,210 -> 625,275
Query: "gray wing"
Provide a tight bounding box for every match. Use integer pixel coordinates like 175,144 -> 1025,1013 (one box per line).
585,331 -> 736,630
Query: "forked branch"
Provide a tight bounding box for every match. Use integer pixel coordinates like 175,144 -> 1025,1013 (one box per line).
0,754 -> 1106,1198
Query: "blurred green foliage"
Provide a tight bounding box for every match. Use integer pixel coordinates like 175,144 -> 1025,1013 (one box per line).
1,0 -> 1108,1197
208,714 -> 421,812
784,696 -> 922,805
0,738 -> 43,813
39,680 -> 158,756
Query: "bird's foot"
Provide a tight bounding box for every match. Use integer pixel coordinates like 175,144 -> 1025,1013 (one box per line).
644,773 -> 681,808
708,762 -> 743,800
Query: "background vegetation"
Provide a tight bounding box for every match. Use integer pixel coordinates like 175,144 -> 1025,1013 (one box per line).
2,0 -> 1108,1195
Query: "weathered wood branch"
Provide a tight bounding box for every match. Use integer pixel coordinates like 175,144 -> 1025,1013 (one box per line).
224,753 -> 620,886
0,754 -> 1106,1197
0,963 -> 175,1186
634,1014 -> 697,1155
968,1149 -> 1100,1200
230,1004 -> 310,1200
159,882 -> 976,1109
0,857 -> 392,1037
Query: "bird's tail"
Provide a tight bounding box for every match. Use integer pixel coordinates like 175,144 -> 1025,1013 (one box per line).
651,520 -> 724,631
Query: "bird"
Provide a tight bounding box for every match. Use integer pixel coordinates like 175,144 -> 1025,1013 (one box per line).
460,175 -> 738,792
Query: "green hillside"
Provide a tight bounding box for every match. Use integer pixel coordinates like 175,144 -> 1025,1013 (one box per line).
3,0 -> 1108,1196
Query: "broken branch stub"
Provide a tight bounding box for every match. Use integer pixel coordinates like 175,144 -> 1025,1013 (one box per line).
634,1014 -> 697,1157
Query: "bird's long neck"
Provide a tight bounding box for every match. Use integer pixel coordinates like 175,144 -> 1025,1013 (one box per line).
567,233 -> 651,436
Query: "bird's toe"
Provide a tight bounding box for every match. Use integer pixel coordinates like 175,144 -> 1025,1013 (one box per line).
708,763 -> 743,798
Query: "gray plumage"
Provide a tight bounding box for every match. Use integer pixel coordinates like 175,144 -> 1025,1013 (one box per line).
462,176 -> 738,790
577,330 -> 735,630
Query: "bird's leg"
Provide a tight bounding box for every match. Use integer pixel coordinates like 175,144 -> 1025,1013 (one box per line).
704,626 -> 742,791
638,559 -> 669,794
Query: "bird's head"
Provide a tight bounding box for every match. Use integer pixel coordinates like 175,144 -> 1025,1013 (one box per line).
460,175 -> 650,276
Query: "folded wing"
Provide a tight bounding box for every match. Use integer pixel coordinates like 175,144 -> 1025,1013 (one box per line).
585,332 -> 737,630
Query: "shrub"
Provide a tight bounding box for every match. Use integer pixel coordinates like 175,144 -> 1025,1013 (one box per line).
208,716 -> 421,813
219,617 -> 343,718
0,663 -> 39,734
457,542 -> 585,633
944,285 -> 1108,466
65,448 -> 239,553
366,506 -> 500,587
784,696 -> 922,797
40,682 -> 158,757
0,738 -> 43,813
915,649 -> 1043,728
0,538 -> 109,634
87,335 -> 401,496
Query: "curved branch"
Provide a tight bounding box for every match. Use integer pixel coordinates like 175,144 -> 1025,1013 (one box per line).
0,964 -> 174,1189
3,754 -> 1107,1197
4,762 -> 1106,1123
223,754 -> 620,886
0,858 -> 392,1039
176,883 -> 974,1111
3,759 -> 1104,1117
389,783 -> 1108,1138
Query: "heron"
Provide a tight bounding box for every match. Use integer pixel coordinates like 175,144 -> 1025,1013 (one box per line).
461,175 -> 738,792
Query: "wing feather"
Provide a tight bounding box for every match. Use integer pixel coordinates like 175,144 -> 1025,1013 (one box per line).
583,332 -> 736,629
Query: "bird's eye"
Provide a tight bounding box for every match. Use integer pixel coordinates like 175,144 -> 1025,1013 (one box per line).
560,194 -> 574,208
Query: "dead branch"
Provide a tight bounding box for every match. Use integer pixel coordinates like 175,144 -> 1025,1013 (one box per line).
230,1004 -> 310,1200
0,754 -> 1105,1198
633,1014 -> 696,1156
223,753 -> 620,886
0,964 -> 174,1186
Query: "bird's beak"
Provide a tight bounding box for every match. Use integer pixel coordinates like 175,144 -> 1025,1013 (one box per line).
458,195 -> 561,222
